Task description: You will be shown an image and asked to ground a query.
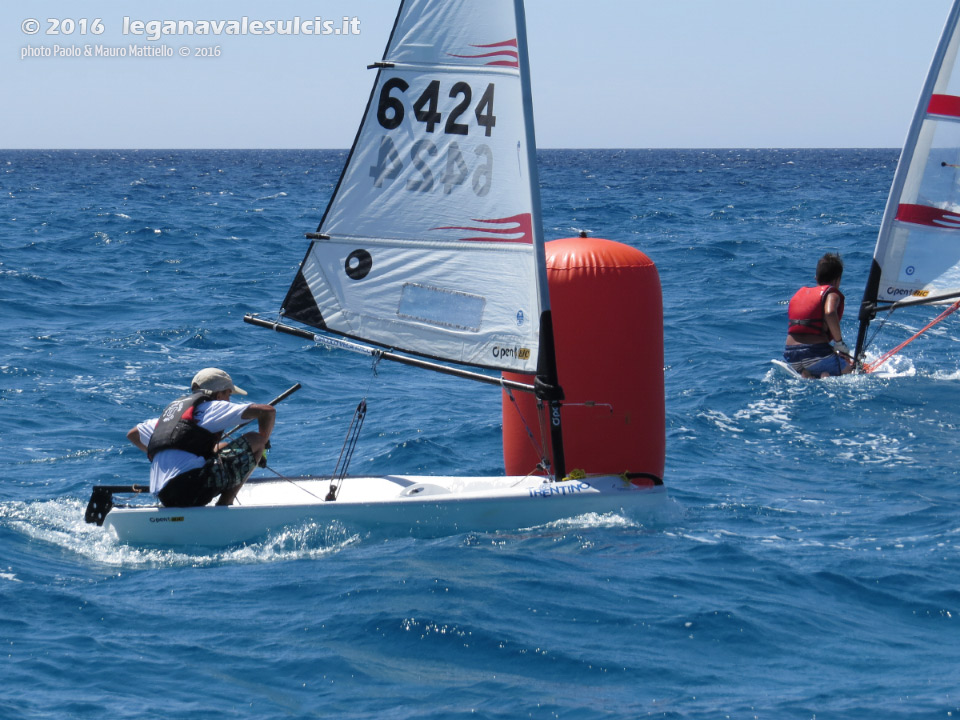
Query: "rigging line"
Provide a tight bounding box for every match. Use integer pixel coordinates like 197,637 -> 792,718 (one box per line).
235,445 -> 333,504
502,383 -> 548,471
863,299 -> 960,373
325,352 -> 379,502
326,399 -> 368,501
365,351 -> 382,393
861,306 -> 896,358
563,401 -> 614,412
238,466 -> 328,503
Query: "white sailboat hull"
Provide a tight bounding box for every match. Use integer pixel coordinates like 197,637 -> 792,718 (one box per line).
103,474 -> 666,547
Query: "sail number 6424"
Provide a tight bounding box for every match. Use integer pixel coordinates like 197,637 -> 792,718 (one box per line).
377,78 -> 496,137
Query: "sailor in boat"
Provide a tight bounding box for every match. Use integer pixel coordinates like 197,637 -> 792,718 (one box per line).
125,368 -> 276,507
783,253 -> 854,378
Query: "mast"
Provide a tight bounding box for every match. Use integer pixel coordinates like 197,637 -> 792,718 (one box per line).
855,0 -> 960,364
854,260 -> 881,365
513,0 -> 566,480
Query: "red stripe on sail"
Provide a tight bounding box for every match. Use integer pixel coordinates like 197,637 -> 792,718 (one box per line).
896,203 -> 960,229
928,94 -> 960,118
448,39 -> 519,67
473,40 -> 518,48
432,213 -> 533,243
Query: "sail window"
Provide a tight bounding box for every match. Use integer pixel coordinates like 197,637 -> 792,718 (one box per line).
397,283 -> 485,332
908,119 -> 960,207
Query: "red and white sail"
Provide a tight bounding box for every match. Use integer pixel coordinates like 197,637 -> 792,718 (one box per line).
281,0 -> 544,372
868,0 -> 960,307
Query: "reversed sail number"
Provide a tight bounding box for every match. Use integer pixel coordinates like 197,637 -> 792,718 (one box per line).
377,78 -> 497,137
370,137 -> 493,196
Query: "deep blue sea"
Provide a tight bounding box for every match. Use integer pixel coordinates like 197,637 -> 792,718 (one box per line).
2,148 -> 959,719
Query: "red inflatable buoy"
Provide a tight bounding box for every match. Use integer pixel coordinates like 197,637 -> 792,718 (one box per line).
502,236 -> 665,480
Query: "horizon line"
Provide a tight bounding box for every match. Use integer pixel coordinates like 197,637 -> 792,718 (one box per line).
0,146 -> 903,152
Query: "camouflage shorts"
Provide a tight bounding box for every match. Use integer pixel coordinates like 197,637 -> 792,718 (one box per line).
158,436 -> 258,507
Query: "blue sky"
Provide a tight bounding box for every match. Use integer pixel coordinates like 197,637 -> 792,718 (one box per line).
2,0 -> 955,149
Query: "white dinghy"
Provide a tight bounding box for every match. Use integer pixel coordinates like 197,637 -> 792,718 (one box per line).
86,0 -> 666,547
93,474 -> 660,547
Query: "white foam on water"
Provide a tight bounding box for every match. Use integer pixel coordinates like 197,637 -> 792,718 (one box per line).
735,397 -> 794,429
830,432 -> 913,465
544,512 -> 639,531
931,367 -> 960,381
0,498 -> 362,568
700,409 -> 743,434
862,353 -> 917,378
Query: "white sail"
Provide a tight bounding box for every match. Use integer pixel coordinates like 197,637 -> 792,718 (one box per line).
281,0 -> 543,373
867,0 -> 960,307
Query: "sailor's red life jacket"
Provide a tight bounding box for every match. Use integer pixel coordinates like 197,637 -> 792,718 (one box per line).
787,284 -> 844,337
